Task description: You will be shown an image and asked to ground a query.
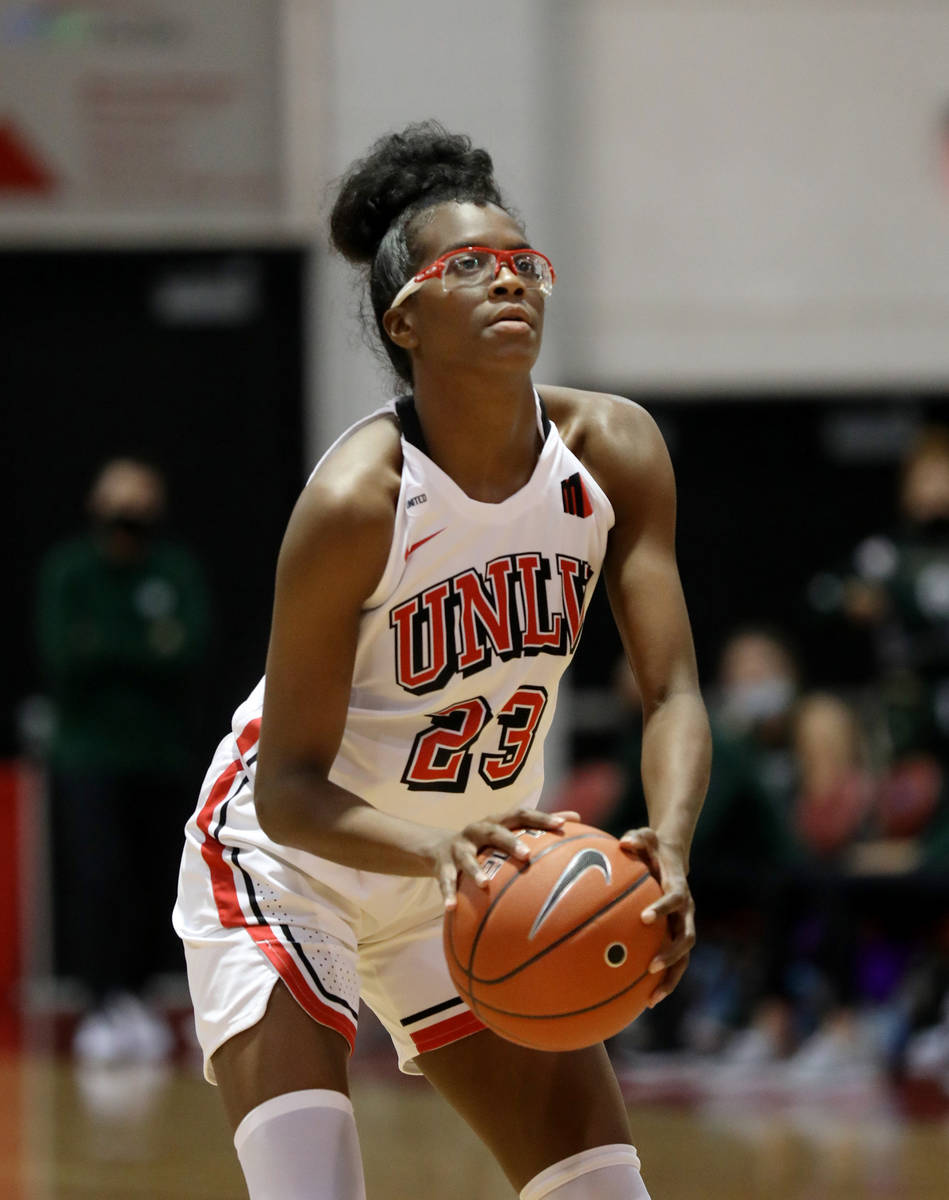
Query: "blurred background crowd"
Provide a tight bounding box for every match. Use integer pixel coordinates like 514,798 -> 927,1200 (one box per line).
2,0 -> 949,1111
552,419 -> 949,1089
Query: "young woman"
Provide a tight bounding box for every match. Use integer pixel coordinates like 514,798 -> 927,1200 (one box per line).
174,122 -> 711,1200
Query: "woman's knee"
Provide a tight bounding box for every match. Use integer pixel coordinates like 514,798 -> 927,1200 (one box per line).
417,1031 -> 632,1187
211,980 -> 352,1130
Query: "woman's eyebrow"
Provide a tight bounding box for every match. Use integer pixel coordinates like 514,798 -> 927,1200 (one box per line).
439,240 -> 533,253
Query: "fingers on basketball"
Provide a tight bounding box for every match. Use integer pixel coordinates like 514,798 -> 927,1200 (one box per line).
619,827 -> 661,875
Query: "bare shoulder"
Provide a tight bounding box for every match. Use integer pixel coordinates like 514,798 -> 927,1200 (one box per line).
280,412 -> 403,599
537,385 -> 672,512
304,411 -> 402,511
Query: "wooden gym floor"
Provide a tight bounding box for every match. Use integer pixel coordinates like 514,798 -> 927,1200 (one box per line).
0,1014 -> 946,1200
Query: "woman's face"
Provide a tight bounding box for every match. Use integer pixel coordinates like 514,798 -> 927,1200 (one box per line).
385,201 -> 547,378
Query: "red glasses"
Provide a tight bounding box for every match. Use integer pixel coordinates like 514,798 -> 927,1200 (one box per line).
389,246 -> 556,309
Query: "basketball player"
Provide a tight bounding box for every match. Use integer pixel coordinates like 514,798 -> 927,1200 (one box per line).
174,122 -> 711,1199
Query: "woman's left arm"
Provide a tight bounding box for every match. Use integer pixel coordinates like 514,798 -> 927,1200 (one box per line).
590,395 -> 713,1006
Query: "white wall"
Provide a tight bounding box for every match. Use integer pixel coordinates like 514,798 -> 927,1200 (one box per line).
555,0 -> 949,388
309,0 -> 949,451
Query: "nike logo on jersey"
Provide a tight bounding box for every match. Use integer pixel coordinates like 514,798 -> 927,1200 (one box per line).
404,528 -> 446,561
528,848 -> 612,940
561,472 -> 593,518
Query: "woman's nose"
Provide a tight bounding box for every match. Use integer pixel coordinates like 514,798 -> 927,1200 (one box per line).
491,264 -> 525,295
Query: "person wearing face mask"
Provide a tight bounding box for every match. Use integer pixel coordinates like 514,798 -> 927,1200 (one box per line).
714,628 -> 801,810
710,626 -> 934,1085
705,632 -> 860,1069
581,651 -> 797,1057
36,457 -> 210,1062
553,631 -> 865,1069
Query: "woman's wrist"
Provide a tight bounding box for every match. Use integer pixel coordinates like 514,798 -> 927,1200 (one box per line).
652,829 -> 692,871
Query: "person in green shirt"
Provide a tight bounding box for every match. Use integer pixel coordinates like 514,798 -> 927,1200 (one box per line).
37,457 -> 210,1063
599,650 -> 799,1054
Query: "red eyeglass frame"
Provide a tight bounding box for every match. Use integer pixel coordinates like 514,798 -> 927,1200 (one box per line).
411,245 -> 556,287
388,245 -> 556,310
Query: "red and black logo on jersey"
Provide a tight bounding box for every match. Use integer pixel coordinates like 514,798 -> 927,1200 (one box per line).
389,551 -> 593,695
561,472 -> 593,518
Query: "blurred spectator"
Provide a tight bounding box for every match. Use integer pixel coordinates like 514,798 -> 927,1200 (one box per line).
802,429 -> 949,1078
704,632 -> 876,1070
714,626 -> 801,813
812,427 -> 949,836
607,649 -> 798,887
714,628 -> 948,1083
749,692 -> 880,1082
608,628 -> 884,1072
550,649 -> 799,1054
555,615 -> 949,1086
36,458 -> 210,1063
793,692 -> 875,860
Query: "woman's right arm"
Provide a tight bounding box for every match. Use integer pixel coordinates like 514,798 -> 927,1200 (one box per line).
253,421 -> 566,905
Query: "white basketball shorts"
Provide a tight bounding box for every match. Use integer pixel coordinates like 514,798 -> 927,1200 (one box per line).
173,738 -> 486,1083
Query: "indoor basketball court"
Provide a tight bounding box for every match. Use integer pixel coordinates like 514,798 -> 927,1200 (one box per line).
0,1018 -> 947,1198
4,2 -> 949,1197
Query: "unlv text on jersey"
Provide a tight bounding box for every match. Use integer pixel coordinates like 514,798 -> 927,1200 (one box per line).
389,552 -> 594,694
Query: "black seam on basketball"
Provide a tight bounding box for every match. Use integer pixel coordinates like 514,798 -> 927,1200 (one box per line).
456,987 -> 488,1031
459,966 -> 654,1021
467,870 -> 652,984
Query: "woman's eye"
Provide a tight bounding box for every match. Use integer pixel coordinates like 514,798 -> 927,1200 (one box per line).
451,255 -> 485,274
514,255 -> 542,279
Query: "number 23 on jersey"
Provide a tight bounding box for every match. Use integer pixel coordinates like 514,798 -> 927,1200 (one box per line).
401,686 -> 548,792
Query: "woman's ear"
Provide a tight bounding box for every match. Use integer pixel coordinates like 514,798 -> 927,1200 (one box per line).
382,306 -> 419,351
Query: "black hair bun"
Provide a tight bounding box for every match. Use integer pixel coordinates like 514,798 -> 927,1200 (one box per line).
330,120 -> 501,265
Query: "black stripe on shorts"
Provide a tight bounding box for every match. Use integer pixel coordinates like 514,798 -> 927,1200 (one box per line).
280,922 -> 359,1021
400,996 -> 464,1028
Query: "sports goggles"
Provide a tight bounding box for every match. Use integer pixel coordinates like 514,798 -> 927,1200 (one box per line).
388,246 -> 556,310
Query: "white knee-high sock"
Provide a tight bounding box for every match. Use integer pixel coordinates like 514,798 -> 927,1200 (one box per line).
234,1088 -> 366,1200
520,1144 -> 651,1200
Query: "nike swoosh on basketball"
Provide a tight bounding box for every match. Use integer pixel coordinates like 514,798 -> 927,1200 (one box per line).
527,848 -> 612,941
404,528 -> 446,561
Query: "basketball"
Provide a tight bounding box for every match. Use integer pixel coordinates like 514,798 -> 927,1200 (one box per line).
443,820 -> 667,1051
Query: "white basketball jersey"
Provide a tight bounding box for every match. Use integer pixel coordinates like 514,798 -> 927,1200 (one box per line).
191,393 -> 614,882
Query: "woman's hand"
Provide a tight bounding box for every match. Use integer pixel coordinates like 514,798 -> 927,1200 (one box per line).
619,826 -> 695,1008
436,808 -> 580,910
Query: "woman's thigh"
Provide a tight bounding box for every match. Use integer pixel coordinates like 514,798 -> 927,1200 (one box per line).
417,1029 -> 633,1191
211,979 -> 353,1131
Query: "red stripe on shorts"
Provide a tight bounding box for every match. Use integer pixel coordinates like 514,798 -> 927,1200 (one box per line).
195,719 -> 262,923
244,925 -> 356,1052
195,719 -> 357,1054
196,757 -> 246,926
236,718 -> 262,758
410,1009 -> 486,1055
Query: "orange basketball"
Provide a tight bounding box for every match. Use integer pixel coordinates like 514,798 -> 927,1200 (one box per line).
443,820 -> 667,1051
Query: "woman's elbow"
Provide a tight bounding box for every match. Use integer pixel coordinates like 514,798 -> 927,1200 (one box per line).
253,775 -> 297,845
253,761 -> 327,847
